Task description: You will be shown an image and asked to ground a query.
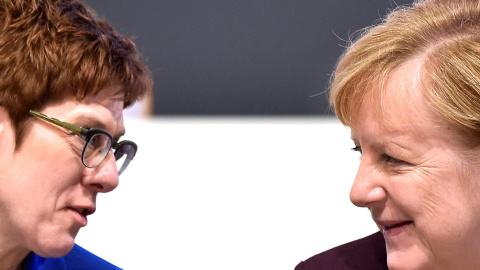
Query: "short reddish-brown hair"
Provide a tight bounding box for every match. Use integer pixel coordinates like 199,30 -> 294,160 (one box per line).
0,0 -> 153,146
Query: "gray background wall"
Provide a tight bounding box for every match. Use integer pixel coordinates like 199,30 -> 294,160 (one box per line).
83,0 -> 414,115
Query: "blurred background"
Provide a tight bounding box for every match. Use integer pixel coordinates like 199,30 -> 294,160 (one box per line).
76,0 -> 413,269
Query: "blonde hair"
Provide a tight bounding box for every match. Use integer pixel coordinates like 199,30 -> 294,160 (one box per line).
330,0 -> 480,134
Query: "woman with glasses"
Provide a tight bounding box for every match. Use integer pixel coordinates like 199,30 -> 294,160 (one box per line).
0,0 -> 152,269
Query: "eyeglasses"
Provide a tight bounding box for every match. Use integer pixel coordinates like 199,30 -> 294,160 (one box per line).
29,110 -> 137,175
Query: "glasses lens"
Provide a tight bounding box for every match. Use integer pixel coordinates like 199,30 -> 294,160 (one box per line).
114,141 -> 137,175
83,133 -> 112,168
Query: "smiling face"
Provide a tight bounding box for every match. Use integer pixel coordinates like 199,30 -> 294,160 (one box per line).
350,58 -> 480,270
0,86 -> 125,258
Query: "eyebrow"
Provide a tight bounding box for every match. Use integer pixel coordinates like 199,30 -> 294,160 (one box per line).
74,115 -> 125,140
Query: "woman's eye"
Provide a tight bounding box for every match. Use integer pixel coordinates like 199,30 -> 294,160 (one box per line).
350,146 -> 406,166
351,145 -> 362,154
383,154 -> 402,164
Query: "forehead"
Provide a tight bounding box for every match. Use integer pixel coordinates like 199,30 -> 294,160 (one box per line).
81,86 -> 125,119
41,86 -> 126,136
351,58 -> 441,137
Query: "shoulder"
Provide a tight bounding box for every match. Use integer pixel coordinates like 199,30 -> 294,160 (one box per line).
23,244 -> 122,270
64,244 -> 122,270
294,231 -> 388,270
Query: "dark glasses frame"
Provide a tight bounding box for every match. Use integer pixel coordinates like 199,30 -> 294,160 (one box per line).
29,110 -> 137,175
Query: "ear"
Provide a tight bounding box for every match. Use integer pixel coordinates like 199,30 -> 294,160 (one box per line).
0,106 -> 11,130
0,107 -> 16,151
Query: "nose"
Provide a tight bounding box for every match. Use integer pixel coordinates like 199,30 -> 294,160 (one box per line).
84,151 -> 119,193
350,158 -> 387,208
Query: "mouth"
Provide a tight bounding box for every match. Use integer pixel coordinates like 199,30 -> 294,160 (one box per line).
71,207 -> 86,215
382,221 -> 413,232
67,206 -> 95,227
70,207 -> 95,215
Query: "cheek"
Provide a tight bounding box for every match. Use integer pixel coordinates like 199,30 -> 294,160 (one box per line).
26,135 -> 84,176
3,140 -> 84,212
402,166 -> 479,242
415,179 -> 447,218
389,167 -> 457,227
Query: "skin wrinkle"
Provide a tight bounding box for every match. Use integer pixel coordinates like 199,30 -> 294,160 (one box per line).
0,1 -> 152,268
349,58 -> 480,269
0,87 -> 123,270
328,1 -> 480,269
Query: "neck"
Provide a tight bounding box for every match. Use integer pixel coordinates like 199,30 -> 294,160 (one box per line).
0,248 -> 29,270
0,230 -> 30,270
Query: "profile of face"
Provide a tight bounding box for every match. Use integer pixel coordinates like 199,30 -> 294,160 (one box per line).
350,58 -> 480,269
0,86 -> 125,258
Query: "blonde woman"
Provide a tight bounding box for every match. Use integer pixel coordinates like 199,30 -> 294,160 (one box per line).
296,0 -> 480,269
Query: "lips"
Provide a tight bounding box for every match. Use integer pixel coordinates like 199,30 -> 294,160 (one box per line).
383,221 -> 413,231
377,220 -> 414,238
67,205 -> 96,227
69,207 -> 95,216
71,207 -> 85,215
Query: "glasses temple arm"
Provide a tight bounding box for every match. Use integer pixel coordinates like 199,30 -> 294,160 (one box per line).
29,110 -> 88,137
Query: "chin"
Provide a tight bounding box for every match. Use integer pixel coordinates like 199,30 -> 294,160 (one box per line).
32,235 -> 76,258
46,242 -> 75,258
387,251 -> 431,270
